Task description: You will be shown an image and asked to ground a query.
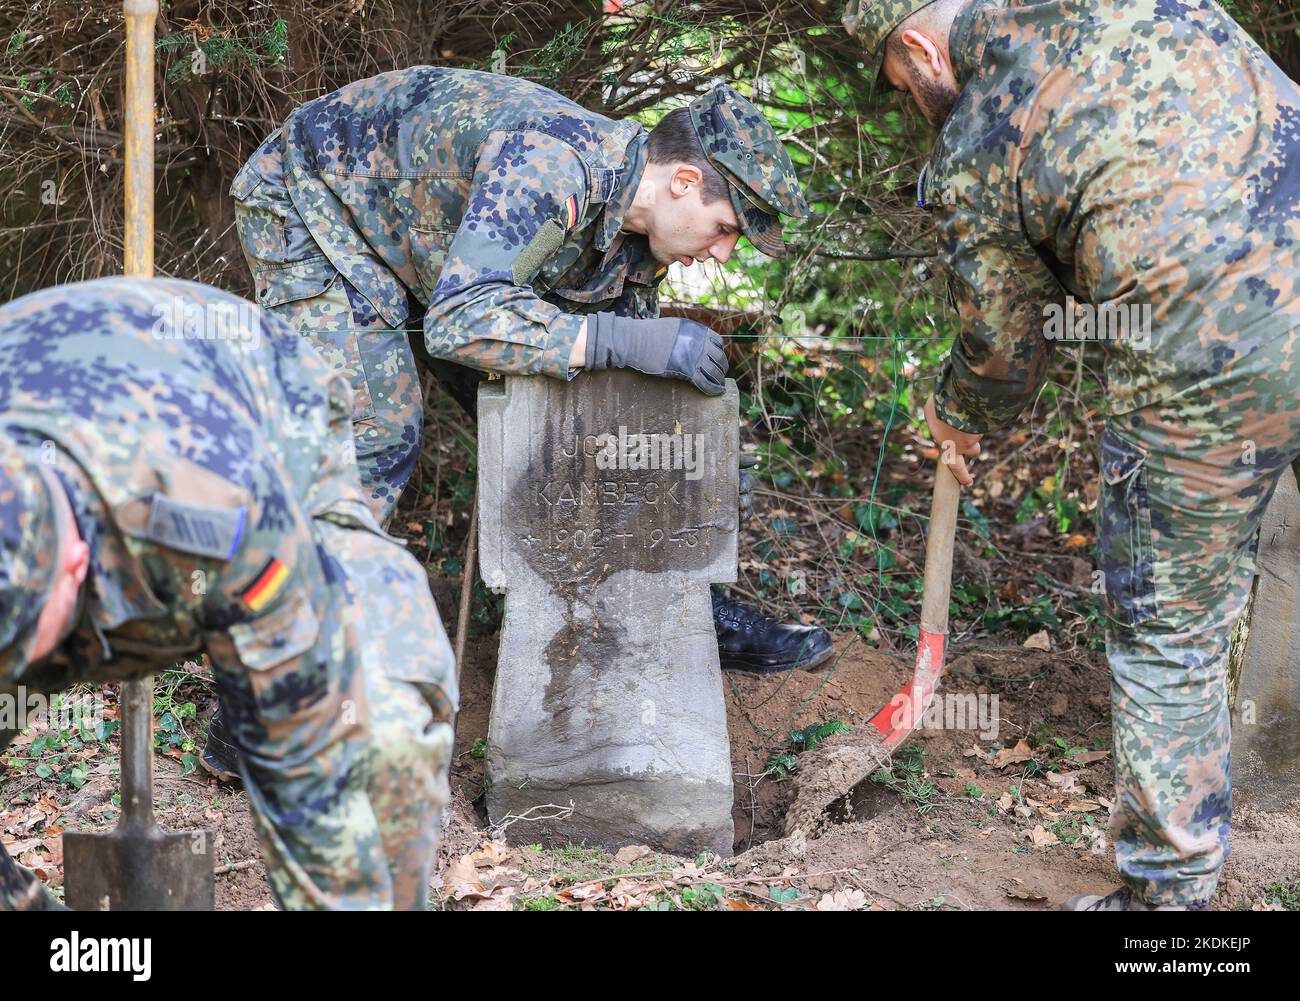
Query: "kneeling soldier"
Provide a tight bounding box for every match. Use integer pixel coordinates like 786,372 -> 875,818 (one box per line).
0,278 -> 457,910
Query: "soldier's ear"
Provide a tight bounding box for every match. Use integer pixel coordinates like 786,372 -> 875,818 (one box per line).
898,28 -> 946,77
670,164 -> 705,199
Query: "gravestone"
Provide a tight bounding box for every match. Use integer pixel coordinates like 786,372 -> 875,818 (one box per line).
477,371 -> 738,855
1230,465 -> 1300,810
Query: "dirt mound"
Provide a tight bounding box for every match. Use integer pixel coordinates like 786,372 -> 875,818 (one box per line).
782,727 -> 893,839
725,637 -> 909,848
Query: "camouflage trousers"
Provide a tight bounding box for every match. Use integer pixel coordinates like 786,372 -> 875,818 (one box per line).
1098,335 -> 1300,905
262,282 -> 423,523
233,139 -> 423,524
0,508 -> 455,912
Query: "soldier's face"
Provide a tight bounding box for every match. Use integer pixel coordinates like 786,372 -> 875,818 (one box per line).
645,165 -> 742,267
883,28 -> 959,129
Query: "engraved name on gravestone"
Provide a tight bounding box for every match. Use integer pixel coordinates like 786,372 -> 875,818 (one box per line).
478,370 -> 738,854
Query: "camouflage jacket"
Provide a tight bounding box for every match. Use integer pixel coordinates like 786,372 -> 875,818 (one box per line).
925,0 -> 1300,434
235,68 -> 665,381
0,278 -> 372,691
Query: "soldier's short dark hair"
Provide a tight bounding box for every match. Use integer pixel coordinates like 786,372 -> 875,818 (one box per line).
646,108 -> 731,205
886,0 -> 966,60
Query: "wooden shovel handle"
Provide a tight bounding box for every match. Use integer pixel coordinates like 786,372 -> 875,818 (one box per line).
918,460 -> 961,636
123,0 -> 156,278
120,1 -> 158,829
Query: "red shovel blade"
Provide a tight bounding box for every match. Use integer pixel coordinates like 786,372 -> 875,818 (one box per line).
868,629 -> 946,750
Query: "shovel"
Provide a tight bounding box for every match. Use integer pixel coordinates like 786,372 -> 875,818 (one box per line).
868,457 -> 961,748
64,678 -> 214,909
784,458 -> 961,835
64,1 -> 213,910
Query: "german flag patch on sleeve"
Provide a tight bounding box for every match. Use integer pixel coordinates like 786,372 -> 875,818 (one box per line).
241,557 -> 290,612
561,193 -> 580,230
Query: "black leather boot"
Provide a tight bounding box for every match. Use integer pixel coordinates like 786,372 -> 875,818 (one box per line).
199,705 -> 242,784
712,586 -> 833,674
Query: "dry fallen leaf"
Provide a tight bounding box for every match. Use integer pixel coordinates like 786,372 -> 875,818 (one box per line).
1045,771 -> 1086,795
445,856 -> 507,901
609,877 -> 653,910
470,840 -> 512,867
558,883 -> 608,906
35,795 -> 61,819
1022,630 -> 1051,651
816,889 -> 869,911
997,793 -> 1014,811
1071,750 -> 1111,765
994,740 -> 1035,769
19,848 -> 52,881
726,897 -> 762,911
2,836 -> 43,856
471,886 -> 517,912
40,834 -> 63,866
1066,800 -> 1103,813
1029,825 -> 1060,848
614,844 -> 653,866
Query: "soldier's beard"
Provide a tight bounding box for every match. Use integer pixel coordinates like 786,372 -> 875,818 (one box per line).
904,58 -> 959,128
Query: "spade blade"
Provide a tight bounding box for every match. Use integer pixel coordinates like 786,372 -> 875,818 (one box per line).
63,825 -> 214,911
63,677 -> 214,910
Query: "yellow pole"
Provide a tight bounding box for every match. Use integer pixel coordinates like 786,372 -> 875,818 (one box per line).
122,0 -> 156,277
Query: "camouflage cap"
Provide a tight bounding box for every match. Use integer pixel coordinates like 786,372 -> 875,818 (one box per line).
688,84 -> 809,258
843,0 -> 946,84
0,441 -> 62,682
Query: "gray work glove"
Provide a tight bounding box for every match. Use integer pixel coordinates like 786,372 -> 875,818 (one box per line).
739,448 -> 758,517
586,312 -> 728,396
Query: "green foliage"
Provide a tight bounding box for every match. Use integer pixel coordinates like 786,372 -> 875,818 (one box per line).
680,881 -> 727,910
870,745 -> 938,815
762,720 -> 850,779
4,693 -> 117,790
152,676 -> 199,757
1263,881 -> 1300,911
157,20 -> 289,82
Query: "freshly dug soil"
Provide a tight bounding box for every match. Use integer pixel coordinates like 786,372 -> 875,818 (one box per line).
782,727 -> 893,839
6,617 -> 1297,910
725,637 -> 909,849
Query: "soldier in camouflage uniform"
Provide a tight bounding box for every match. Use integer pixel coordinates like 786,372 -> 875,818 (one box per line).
0,278 -> 457,910
845,0 -> 1300,909
231,68 -> 807,516
214,69 -> 834,777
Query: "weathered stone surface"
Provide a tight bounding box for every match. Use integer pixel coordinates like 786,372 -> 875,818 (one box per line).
478,371 -> 737,854
1231,465 -> 1300,810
